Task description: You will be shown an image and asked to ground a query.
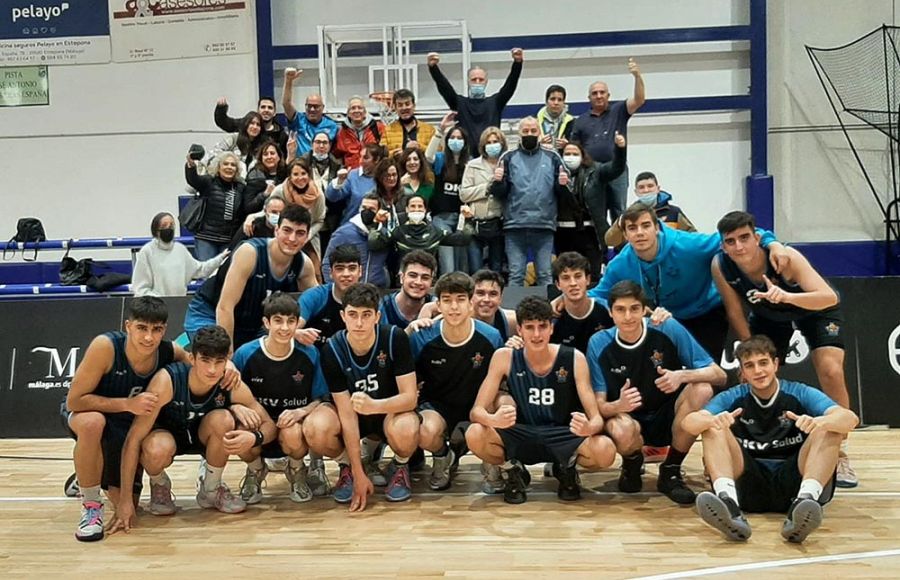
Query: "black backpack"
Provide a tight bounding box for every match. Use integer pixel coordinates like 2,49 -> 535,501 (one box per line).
4,217 -> 46,261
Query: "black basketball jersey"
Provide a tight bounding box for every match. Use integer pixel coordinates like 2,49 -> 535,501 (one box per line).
378,292 -> 434,330
322,325 -> 415,400
93,331 -> 174,422
195,237 -> 307,334
492,309 -> 510,343
299,283 -> 345,348
232,338 -> 328,420
551,299 -> 614,353
717,249 -> 821,323
506,346 -> 582,427
156,362 -> 231,440
410,319 -> 502,414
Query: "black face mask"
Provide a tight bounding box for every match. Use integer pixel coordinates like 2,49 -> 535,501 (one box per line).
520,135 -> 539,151
360,209 -> 377,226
158,228 -> 175,243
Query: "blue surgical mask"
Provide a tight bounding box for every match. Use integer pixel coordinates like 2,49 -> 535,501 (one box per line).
267,212 -> 280,226
447,138 -> 465,153
469,84 -> 486,98
484,143 -> 502,158
637,193 -> 658,206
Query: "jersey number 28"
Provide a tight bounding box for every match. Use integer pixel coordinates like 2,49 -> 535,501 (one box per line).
528,387 -> 555,406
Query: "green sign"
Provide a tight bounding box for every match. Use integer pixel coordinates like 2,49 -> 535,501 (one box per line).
0,66 -> 49,107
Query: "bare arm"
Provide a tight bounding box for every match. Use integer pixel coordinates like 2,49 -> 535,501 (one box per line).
770,249 -> 839,311
470,349 -> 512,427
282,68 -> 300,122
626,58 -> 646,115
297,254 -> 320,292
332,390 -> 374,511
215,243 -> 256,346
228,382 -> 277,443
573,351 -> 604,434
683,409 -> 718,437
363,372 -> 417,415
711,258 -> 752,341
66,336 -> 128,414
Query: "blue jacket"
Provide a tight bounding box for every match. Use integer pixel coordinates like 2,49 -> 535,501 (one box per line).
288,113 -> 339,156
588,226 -> 777,319
321,214 -> 389,288
489,147 -> 570,231
325,167 -> 376,225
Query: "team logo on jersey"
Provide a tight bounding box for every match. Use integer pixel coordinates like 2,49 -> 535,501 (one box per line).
472,352 -> 484,369
214,392 -> 226,408
650,350 -> 664,367
825,322 -> 840,336
292,370 -> 305,383
556,366 -> 569,383
377,350 -> 387,368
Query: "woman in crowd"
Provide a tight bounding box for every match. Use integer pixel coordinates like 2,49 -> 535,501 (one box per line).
460,126 -> 507,273
300,130 -> 344,253
243,139 -> 287,215
372,157 -> 403,231
185,150 -> 246,260
398,147 -> 434,202
555,136 -> 626,280
132,212 -> 228,297
426,112 -> 471,275
208,111 -> 265,180
271,158 -> 326,280
333,96 -> 384,169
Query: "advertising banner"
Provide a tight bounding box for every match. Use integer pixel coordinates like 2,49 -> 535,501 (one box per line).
0,1 -> 110,66
109,0 -> 254,62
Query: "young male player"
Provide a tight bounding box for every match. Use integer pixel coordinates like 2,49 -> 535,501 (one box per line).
683,335 -> 858,543
63,297 -> 186,542
550,252 -> 613,353
472,269 -> 518,342
184,205 -> 319,349
322,283 -> 420,511
587,281 -> 726,504
466,296 -> 616,504
232,292 -> 342,504
109,326 -> 276,533
712,210 -> 857,487
378,250 -> 437,329
296,244 -> 363,348
409,272 -> 503,490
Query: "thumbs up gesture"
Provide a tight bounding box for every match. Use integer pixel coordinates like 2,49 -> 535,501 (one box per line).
617,379 -> 643,413
785,410 -> 825,434
614,130 -> 626,148
712,408 -> 742,430
558,164 -> 569,186
654,366 -> 683,394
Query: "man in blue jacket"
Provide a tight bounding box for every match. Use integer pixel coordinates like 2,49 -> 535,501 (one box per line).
321,195 -> 389,288
489,117 -> 572,287
586,203 -> 788,360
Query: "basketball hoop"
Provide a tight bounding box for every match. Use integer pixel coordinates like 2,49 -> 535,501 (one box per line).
369,90 -> 398,125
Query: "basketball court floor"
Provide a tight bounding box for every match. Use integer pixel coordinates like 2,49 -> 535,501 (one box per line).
0,430 -> 897,578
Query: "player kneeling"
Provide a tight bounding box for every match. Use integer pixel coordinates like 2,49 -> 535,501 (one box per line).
466,296 -> 616,504
683,336 -> 858,543
232,292 -> 343,504
110,326 -> 276,533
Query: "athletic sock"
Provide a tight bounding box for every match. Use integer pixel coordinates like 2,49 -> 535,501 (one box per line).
81,485 -> 102,504
798,479 -> 824,501
433,443 -> 449,457
288,456 -> 303,470
712,477 -> 739,506
203,464 -> 224,491
501,460 -> 514,470
661,447 -> 688,468
247,457 -> 264,472
148,471 -> 167,485
393,455 -> 410,465
335,451 -> 349,466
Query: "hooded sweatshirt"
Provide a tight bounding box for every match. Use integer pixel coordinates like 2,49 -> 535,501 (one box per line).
587,225 -> 777,319
321,213 -> 389,288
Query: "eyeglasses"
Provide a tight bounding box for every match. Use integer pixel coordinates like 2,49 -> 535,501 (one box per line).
306,104 -> 323,110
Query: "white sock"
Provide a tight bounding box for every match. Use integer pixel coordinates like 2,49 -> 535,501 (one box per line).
712,478 -> 739,505
81,485 -> 102,504
247,457 -> 264,472
798,479 -> 823,500
203,464 -> 224,491
148,471 -> 168,485
288,456 -> 303,469
335,450 -> 349,466
394,455 -> 409,465
501,460 -> 514,470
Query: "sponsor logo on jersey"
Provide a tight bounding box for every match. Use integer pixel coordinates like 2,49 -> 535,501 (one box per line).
556,366 -> 569,383
377,350 -> 387,368
471,352 -> 484,369
430,358 -> 446,366
610,365 -> 627,375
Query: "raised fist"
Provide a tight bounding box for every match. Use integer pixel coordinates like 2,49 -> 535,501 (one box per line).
427,52 -> 440,67
511,48 -> 524,63
285,67 -> 303,82
627,58 -> 640,77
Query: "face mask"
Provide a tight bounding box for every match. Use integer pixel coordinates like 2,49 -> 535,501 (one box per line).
360,209 -> 377,226
637,193 -> 658,206
520,135 -> 539,151
447,138 -> 465,153
563,155 -> 582,171
313,152 -> 328,161
158,228 -> 175,243
485,143 -> 502,158
469,84 -> 486,98
407,211 -> 426,224
267,213 -> 280,226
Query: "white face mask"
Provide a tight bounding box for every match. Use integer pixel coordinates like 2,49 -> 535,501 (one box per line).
407,211 -> 426,224
637,193 -> 658,206
563,155 -> 582,171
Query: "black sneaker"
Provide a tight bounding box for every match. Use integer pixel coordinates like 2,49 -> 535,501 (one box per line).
503,463 -> 528,504
657,464 -> 696,505
555,463 -> 581,501
781,495 -> 823,543
618,453 -> 644,493
696,491 -> 752,541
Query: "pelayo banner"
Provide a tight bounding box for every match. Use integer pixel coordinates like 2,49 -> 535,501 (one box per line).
0,0 -> 111,66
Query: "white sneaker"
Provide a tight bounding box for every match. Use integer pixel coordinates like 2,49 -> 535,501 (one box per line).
148,472 -> 177,516
836,454 -> 859,488
285,463 -> 313,503
75,501 -> 104,542
196,482 -> 246,514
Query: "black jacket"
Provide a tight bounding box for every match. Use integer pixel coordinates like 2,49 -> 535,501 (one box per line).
214,103 -> 288,156
185,164 -> 246,244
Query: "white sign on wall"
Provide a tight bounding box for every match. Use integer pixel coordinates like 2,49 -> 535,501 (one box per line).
108,0 -> 254,63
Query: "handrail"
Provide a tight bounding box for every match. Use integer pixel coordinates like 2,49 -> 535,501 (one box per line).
3,236 -> 195,251
0,280 -> 203,297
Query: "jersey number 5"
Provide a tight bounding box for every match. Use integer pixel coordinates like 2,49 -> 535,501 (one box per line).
528,387 -> 555,406
354,373 -> 379,394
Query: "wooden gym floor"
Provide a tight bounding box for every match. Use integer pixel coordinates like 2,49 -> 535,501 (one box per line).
0,430 -> 898,579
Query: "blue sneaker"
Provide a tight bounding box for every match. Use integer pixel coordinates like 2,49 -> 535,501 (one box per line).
333,465 -> 353,504
385,461 -> 412,502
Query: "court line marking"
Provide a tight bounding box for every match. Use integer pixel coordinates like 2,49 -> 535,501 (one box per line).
633,548 -> 900,579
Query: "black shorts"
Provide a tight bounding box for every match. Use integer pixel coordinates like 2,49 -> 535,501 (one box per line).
679,305 -> 729,361
170,421 -> 206,457
497,424 -> 585,466
260,440 -> 286,459
750,307 -> 845,361
632,398 -> 678,448
60,400 -> 143,494
417,401 -> 469,436
358,414 -> 387,441
735,448 -> 836,513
